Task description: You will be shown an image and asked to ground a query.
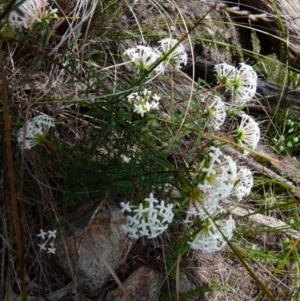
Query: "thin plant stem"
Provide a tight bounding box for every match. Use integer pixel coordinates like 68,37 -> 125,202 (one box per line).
1,43 -> 27,301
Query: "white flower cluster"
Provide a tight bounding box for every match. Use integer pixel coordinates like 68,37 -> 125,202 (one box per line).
127,89 -> 160,117
233,166 -> 254,201
202,93 -> 227,131
9,0 -> 58,30
121,193 -> 174,239
123,46 -> 164,74
187,147 -> 235,220
189,216 -> 235,253
37,229 -> 57,254
123,38 -> 187,74
198,146 -> 237,200
157,38 -> 188,69
236,113 -> 260,154
187,146 -> 253,252
213,63 -> 261,153
214,63 -> 257,104
18,114 -> 55,149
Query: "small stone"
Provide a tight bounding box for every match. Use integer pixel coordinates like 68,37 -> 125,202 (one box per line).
106,266 -> 162,301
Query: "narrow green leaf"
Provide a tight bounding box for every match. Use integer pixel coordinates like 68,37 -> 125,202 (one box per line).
137,170 -> 143,190
61,48 -> 68,61
41,22 -> 50,51
155,158 -> 172,170
114,181 -> 133,187
68,33 -> 82,47
17,35 -> 37,42
84,50 -> 101,59
33,54 -> 44,68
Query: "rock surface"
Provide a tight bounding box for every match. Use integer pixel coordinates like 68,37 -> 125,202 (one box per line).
106,266 -> 162,301
55,204 -> 134,294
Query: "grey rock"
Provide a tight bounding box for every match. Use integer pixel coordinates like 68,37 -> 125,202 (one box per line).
179,273 -> 196,294
106,266 -> 162,301
55,205 -> 134,295
179,273 -> 205,301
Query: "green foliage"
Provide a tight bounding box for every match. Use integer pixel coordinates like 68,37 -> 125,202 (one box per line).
3,0 -> 300,300
271,117 -> 300,157
245,247 -> 287,264
160,282 -> 230,301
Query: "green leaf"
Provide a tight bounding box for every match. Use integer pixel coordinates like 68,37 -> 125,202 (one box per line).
11,0 -> 27,15
137,169 -> 143,190
84,50 -> 101,59
41,21 -> 50,51
68,33 -> 82,47
114,181 -> 133,187
17,34 -> 36,42
128,160 -> 133,177
61,48 -> 68,61
33,54 -> 44,68
155,158 -> 172,171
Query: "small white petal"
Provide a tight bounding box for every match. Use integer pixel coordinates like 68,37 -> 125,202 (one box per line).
144,101 -> 152,112
48,230 -> 57,239
38,243 -> 47,251
47,247 -> 56,254
37,229 -> 47,240
120,202 -> 132,213
133,103 -> 147,117
152,94 -> 161,102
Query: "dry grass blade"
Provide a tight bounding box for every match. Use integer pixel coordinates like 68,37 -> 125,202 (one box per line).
231,207 -> 300,240
0,0 -> 18,21
0,43 -> 27,301
6,283 -> 73,301
90,245 -> 131,301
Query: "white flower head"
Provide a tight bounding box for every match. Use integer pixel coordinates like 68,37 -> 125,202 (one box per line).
48,229 -> 57,239
127,89 -> 161,117
236,114 -> 260,154
198,147 -> 237,200
214,63 -> 257,104
189,215 -> 235,253
214,63 -> 236,85
47,246 -> 56,254
120,201 -> 132,213
9,0 -> 58,30
37,228 -> 57,254
121,193 -> 174,239
157,38 -> 187,69
188,193 -> 220,221
202,93 -> 227,130
233,166 -> 254,201
123,46 -> 164,74
38,243 -> 47,251
233,63 -> 257,104
18,114 -> 55,149
37,229 -> 47,240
